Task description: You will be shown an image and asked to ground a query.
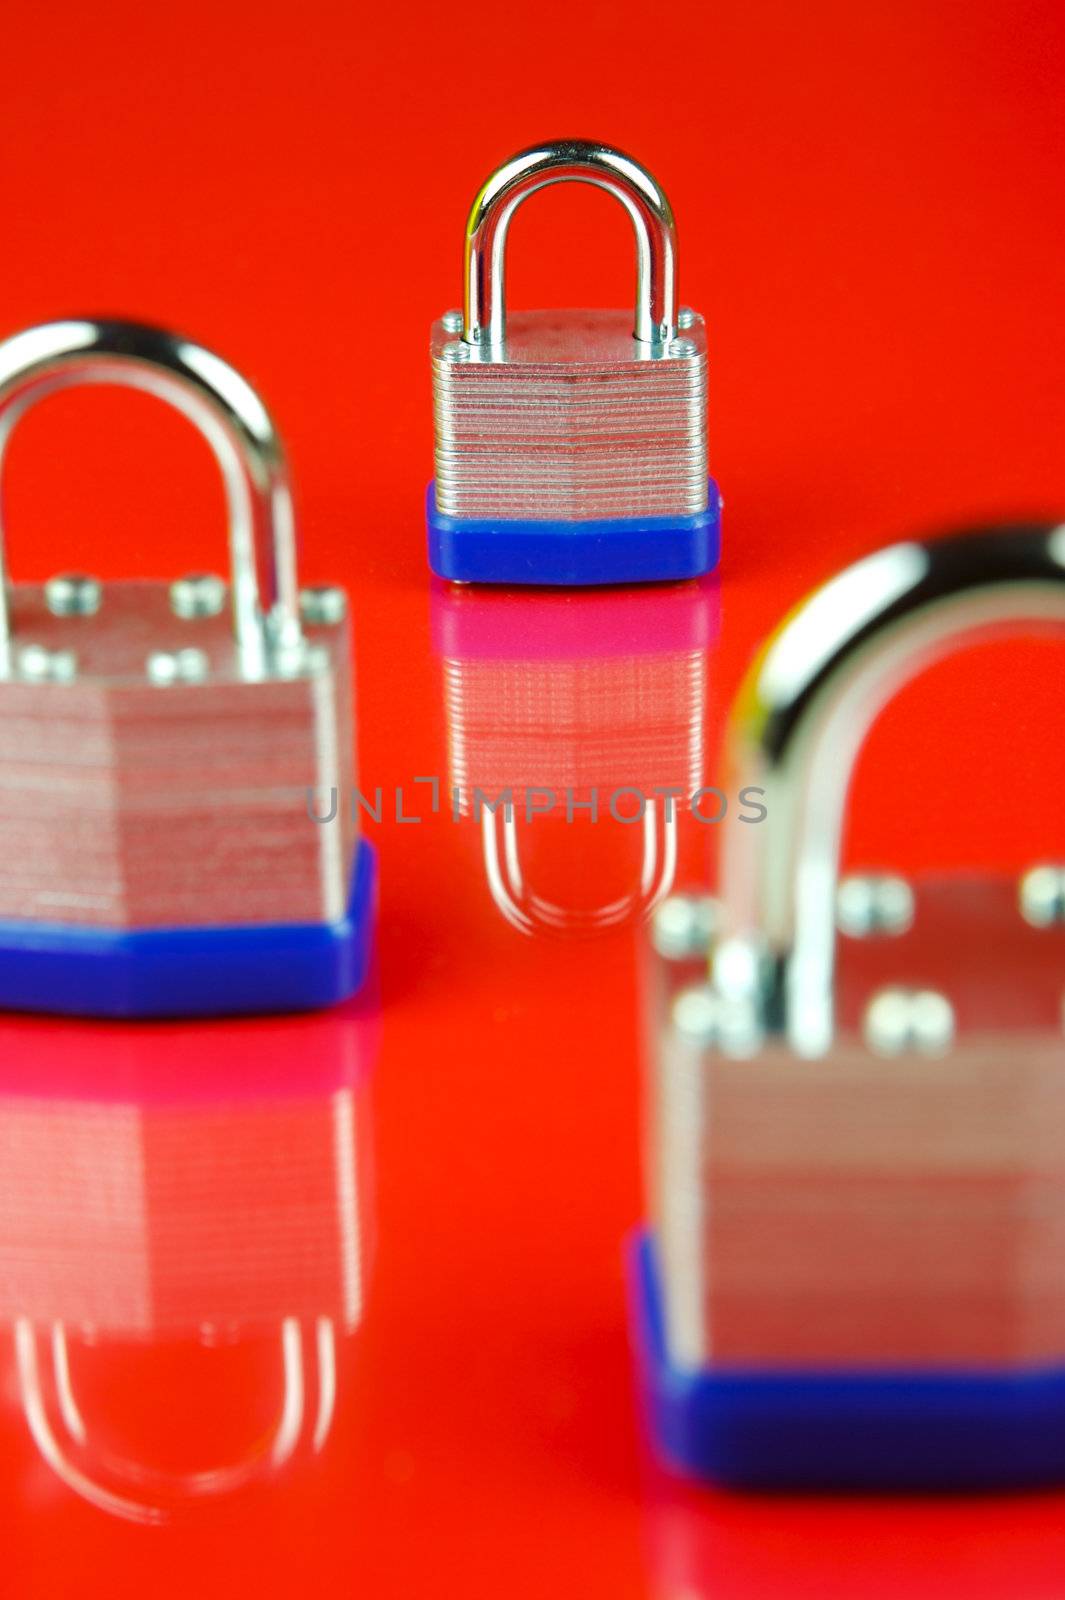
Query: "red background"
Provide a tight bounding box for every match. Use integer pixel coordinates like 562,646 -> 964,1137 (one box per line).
1,0 -> 1065,1594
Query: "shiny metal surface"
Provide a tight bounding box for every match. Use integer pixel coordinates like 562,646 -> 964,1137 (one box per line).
0,581 -> 355,926
463,140 -> 677,350
715,523 -> 1065,1055
432,310 -> 708,520
0,319 -> 301,676
648,525 -> 1065,1373
652,876 -> 1065,1370
434,142 -> 705,522
0,320 -> 356,930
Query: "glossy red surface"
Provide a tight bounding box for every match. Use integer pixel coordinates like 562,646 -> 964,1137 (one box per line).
1,0 -> 1065,1593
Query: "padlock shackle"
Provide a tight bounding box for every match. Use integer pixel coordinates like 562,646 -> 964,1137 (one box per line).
716,523 -> 1065,1057
0,319 -> 301,673
463,140 -> 678,350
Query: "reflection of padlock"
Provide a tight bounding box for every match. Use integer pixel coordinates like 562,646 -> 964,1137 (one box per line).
632,524 -> 1065,1490
433,579 -> 718,935
0,1004 -> 377,1522
0,318 -> 375,1016
427,139 -> 722,587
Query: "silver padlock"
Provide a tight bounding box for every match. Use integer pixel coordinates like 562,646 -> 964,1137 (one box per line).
636,522 -> 1065,1491
427,139 -> 721,587
0,318 -> 374,1018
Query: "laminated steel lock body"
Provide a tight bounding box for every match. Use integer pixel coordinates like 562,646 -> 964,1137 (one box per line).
634,523 -> 1065,1490
0,319 -> 374,1017
428,140 -> 721,586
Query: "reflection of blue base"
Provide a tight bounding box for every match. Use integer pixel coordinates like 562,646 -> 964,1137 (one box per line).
426,481 -> 722,587
0,840 -> 376,1020
628,1230 -> 1065,1491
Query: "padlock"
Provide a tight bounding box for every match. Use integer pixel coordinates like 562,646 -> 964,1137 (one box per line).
0,317 -> 375,1017
427,139 -> 721,588
631,523 -> 1065,1490
432,578 -> 719,934
0,1003 -> 377,1522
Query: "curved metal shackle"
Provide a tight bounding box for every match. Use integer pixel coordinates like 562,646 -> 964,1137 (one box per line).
714,523 -> 1065,1057
463,140 -> 678,349
0,318 -> 301,669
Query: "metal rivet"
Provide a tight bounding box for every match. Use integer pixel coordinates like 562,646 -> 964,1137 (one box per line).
44,573 -> 101,618
863,986 -> 955,1057
147,648 -> 209,685
837,873 -> 915,938
299,585 -> 347,626
442,340 -> 471,363
1019,865 -> 1065,928
668,337 -> 697,358
652,894 -> 718,959
441,310 -> 464,333
17,644 -> 78,682
671,985 -> 721,1044
677,307 -> 697,329
170,573 -> 227,620
671,984 -> 763,1057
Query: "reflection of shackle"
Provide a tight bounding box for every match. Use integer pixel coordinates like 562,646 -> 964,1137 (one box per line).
16,1317 -> 336,1526
482,803 -> 677,935
0,1003 -> 377,1524
433,580 -> 719,936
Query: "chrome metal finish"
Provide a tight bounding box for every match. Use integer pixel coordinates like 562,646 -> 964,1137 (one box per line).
434,142 -> 706,523
651,876 -> 1065,1369
0,581 -> 356,929
146,647 -> 209,685
715,524 -> 1065,1056
432,310 -> 708,521
0,319 -> 301,675
170,573 -> 227,620
677,306 -> 696,330
17,643 -> 77,682
1020,864 -> 1065,928
299,585 -> 347,626
0,319 -> 357,933
463,140 -> 677,350
653,895 -> 718,960
441,309 -> 464,334
863,985 -> 955,1056
45,573 -> 101,618
648,529 -> 1065,1373
837,872 -> 915,938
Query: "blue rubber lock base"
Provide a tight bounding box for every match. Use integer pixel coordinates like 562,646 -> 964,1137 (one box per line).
0,839 -> 376,1020
426,480 -> 722,587
628,1230 -> 1065,1491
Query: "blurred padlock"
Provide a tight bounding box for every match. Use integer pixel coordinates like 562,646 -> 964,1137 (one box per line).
0,318 -> 375,1016
0,1003 -> 377,1522
433,578 -> 719,934
632,524 -> 1065,1490
428,139 -> 722,586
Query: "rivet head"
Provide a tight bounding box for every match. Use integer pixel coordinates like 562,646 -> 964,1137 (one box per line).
442,340 -> 471,363
1019,865 -> 1065,928
677,307 -> 697,329
863,986 -> 955,1057
299,585 -> 348,626
147,648 -> 209,685
668,336 -> 697,358
170,573 -> 227,620
671,983 -> 763,1058
17,644 -> 78,682
441,310 -> 464,333
837,873 -> 915,938
44,573 -> 101,618
652,894 -> 718,959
